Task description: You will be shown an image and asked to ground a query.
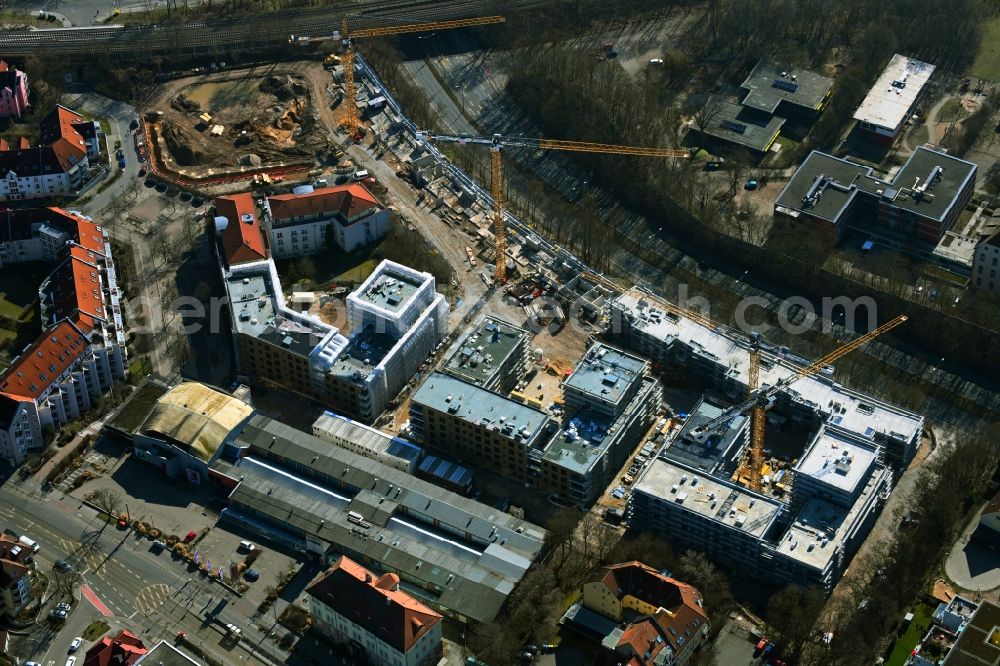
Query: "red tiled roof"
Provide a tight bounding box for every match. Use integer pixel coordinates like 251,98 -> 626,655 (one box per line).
267,184 -> 380,222
0,62 -> 7,72
0,558 -> 27,591
216,193 -> 267,266
82,629 -> 146,666
42,106 -> 89,173
0,320 -> 88,400
307,555 -> 442,654
17,137 -> 28,150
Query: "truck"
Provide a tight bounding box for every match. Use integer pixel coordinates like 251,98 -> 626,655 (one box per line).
18,536 -> 39,553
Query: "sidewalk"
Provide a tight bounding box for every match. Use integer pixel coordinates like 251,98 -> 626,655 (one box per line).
32,413 -> 112,483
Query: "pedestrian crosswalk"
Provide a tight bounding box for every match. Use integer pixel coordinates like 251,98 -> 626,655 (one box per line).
135,583 -> 171,616
59,538 -> 103,572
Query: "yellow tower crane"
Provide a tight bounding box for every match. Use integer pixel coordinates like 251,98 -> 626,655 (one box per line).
695,315 -> 909,492
417,132 -> 690,283
336,16 -> 506,139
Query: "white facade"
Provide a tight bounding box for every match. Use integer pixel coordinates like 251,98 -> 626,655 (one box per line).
853,54 -> 935,138
972,237 -> 1000,292
0,161 -> 87,202
310,595 -> 443,666
263,195 -> 391,259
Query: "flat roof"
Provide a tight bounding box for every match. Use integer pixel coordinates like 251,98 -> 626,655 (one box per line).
563,342 -> 646,407
854,54 -> 935,131
796,428 -> 877,494
662,398 -> 748,474
773,496 -> 848,570
330,327 -> 396,382
227,268 -> 329,358
443,316 -> 529,388
697,100 -> 784,153
355,267 -> 422,314
615,290 -> 924,447
775,146 -> 977,225
633,457 -> 782,538
412,372 -> 552,446
543,377 -> 658,475
740,60 -> 834,114
223,414 -> 547,623
942,601 -> 1000,666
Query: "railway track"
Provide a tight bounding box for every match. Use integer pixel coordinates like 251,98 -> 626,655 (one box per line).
0,0 -> 545,56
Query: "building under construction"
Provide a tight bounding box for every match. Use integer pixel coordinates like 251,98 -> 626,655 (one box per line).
609,288 -> 923,591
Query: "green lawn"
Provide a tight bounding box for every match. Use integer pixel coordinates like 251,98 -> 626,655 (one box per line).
886,602 -> 935,666
972,15 -> 1000,81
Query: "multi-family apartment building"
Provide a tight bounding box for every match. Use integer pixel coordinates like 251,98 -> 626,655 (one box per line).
972,229 -> 1000,293
585,561 -> 710,666
0,105 -> 101,201
224,257 -> 448,423
411,342 -> 661,506
0,208 -> 126,465
0,535 -> 33,617
611,289 -> 923,592
261,183 -> 390,258
441,315 -> 531,394
0,61 -> 29,119
308,555 -> 443,666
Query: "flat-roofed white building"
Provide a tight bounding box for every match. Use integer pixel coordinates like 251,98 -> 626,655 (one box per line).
853,54 -> 935,144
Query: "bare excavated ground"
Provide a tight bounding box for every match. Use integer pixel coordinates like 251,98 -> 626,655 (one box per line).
145,64 -> 334,170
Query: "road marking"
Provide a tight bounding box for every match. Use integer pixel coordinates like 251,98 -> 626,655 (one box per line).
135,583 -> 171,616
81,584 -> 113,617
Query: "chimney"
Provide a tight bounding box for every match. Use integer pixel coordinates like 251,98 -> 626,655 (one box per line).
364,573 -> 372,583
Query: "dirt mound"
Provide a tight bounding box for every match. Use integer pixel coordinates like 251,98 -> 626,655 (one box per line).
259,74 -> 310,102
171,94 -> 201,113
162,122 -> 209,166
240,154 -> 262,167
276,107 -> 300,131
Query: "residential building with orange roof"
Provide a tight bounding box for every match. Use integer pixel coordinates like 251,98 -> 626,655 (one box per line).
307,555 -> 443,666
82,629 -> 147,666
0,61 -> 29,119
214,193 -> 267,267
582,562 -> 710,666
0,207 -> 126,465
0,104 -> 101,201
262,183 -> 390,258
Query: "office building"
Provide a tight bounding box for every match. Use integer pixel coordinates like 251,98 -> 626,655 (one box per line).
774,145 -> 976,246
0,105 -> 101,201
854,54 -> 935,144
216,414 -> 547,624
224,258 -> 448,423
262,184 -> 390,258
972,230 -> 1000,292
0,208 -> 127,465
442,315 -> 531,394
307,555 -> 443,666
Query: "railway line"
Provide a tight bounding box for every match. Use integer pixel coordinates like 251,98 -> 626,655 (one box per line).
0,0 -> 544,56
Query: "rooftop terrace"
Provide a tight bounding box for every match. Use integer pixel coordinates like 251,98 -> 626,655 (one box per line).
355,268 -> 422,314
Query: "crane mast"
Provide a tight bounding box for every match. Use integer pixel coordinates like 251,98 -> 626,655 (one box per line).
700,315 -> 908,492
337,16 -> 506,140
418,132 -> 689,282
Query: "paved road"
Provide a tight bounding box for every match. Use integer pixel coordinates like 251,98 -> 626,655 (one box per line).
0,482 -> 285,665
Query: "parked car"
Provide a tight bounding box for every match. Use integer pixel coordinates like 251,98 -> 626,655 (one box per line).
744,178 -> 759,190
49,609 -> 67,621
183,531 -> 197,543
151,540 -> 166,552
55,560 -> 72,572
66,657 -> 76,666
244,568 -> 260,582
118,159 -> 126,169
69,637 -> 82,652
56,602 -> 71,612
225,623 -> 242,637
115,149 -> 124,160
238,540 -> 256,553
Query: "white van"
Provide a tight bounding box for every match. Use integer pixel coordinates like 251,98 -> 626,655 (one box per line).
352,170 -> 369,181
18,536 -> 39,553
